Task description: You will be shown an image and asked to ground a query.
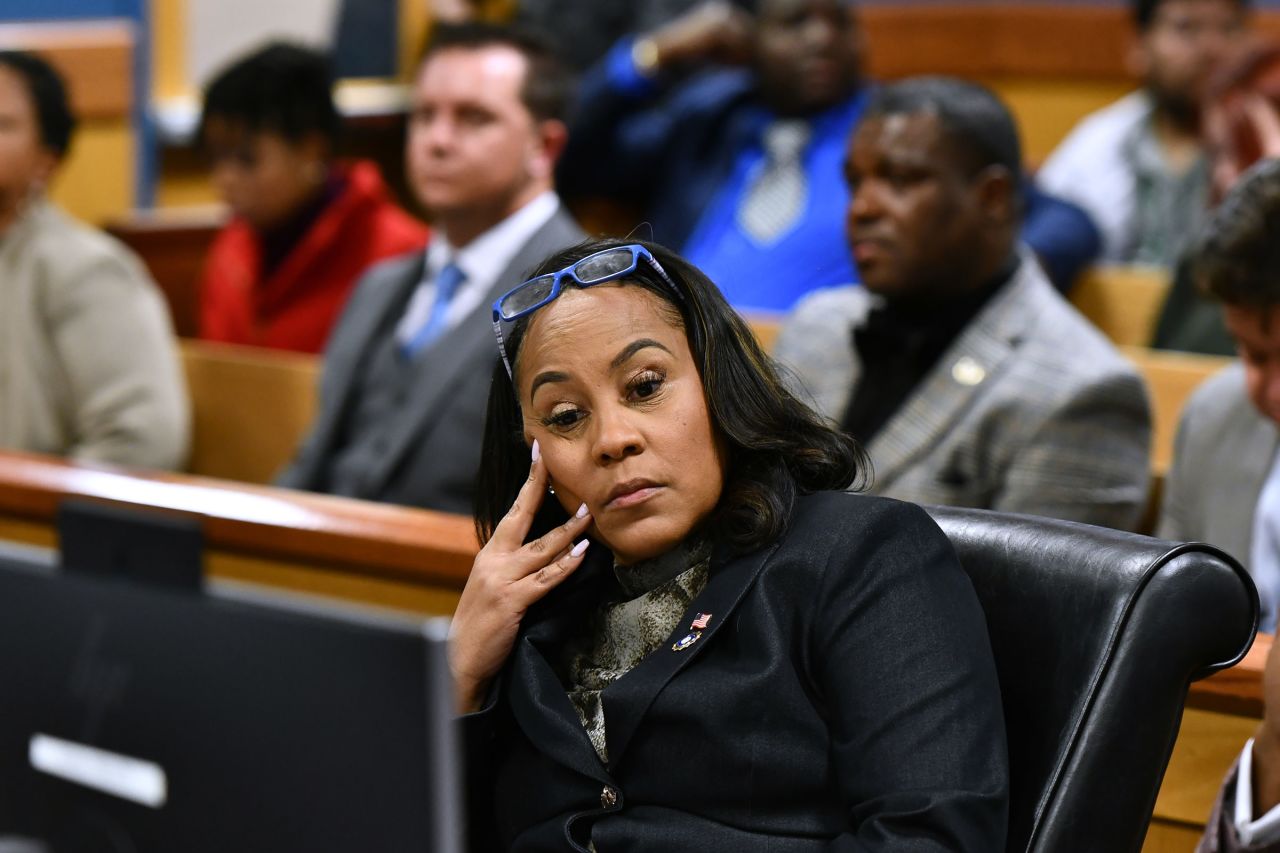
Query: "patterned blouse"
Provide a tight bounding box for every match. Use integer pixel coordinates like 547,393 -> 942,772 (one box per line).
562,537 -> 712,764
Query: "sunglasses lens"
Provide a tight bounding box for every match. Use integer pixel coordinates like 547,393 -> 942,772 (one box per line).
500,275 -> 557,319
573,248 -> 636,284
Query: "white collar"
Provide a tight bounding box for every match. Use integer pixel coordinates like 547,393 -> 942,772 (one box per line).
424,191 -> 561,292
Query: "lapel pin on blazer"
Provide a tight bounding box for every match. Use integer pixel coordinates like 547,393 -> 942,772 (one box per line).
672,631 -> 702,652
951,356 -> 986,387
673,613 -> 713,651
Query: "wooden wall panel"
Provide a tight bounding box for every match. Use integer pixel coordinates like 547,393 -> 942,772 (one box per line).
0,20 -> 133,120
862,6 -> 1280,83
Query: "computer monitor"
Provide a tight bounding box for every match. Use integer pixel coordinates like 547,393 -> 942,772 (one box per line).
57,499 -> 203,591
0,554 -> 462,853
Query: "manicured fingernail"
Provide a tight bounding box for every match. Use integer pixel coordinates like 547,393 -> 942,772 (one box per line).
575,502 -> 589,518
571,540 -> 590,557
531,439 -> 540,462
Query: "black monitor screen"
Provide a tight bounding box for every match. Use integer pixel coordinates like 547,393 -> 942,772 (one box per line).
0,556 -> 461,853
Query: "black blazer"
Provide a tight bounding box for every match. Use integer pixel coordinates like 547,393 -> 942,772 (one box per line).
465,492 -> 1009,851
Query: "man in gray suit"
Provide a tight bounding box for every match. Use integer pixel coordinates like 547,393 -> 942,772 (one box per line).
278,23 -> 585,514
775,77 -> 1152,530
1160,159 -> 1280,635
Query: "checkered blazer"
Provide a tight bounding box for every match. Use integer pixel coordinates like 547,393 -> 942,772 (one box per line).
774,254 -> 1152,531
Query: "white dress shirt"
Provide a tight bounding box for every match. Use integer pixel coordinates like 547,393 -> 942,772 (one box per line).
1234,739 -> 1280,846
395,191 -> 562,347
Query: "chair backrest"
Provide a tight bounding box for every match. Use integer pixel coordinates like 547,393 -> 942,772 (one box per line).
928,506 -> 1257,853
179,339 -> 319,484
1070,265 -> 1171,348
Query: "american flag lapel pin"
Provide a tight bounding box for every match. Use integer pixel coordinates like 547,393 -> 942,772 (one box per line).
673,612 -> 713,652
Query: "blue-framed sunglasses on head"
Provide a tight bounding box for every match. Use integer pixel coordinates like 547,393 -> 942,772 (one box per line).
491,244 -> 685,379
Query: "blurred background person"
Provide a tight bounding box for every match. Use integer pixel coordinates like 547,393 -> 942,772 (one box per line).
0,51 -> 188,471
197,43 -> 428,354
1159,159 -> 1280,632
557,0 -> 869,312
558,0 -> 1103,313
1040,0 -> 1250,268
1154,40 -> 1280,355
775,78 -> 1151,530
277,23 -> 583,514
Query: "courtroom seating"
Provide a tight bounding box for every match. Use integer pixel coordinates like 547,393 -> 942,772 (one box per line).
178,339 -> 318,484
106,206 -> 225,337
929,506 -> 1257,853
1069,265 -> 1172,349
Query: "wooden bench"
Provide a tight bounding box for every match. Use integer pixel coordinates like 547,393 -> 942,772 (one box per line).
179,339 -> 319,484
1071,265 -> 1173,349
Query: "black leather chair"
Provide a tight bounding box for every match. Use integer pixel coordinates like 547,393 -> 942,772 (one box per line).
928,506 -> 1259,853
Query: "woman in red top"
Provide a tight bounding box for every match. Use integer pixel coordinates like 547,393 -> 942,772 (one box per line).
198,43 -> 428,353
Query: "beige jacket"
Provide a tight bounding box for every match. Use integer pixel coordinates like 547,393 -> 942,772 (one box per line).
0,199 -> 189,469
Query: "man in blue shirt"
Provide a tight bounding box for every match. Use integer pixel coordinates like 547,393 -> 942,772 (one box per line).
558,0 -> 1102,312
558,0 -> 867,313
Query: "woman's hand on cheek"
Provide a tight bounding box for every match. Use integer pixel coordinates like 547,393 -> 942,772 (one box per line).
449,440 -> 593,714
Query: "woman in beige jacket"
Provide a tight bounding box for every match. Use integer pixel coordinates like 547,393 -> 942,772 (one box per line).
0,51 -> 188,470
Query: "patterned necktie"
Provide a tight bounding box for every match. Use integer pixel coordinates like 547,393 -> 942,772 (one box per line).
1251,452 -> 1280,633
401,262 -> 467,358
736,119 -> 812,244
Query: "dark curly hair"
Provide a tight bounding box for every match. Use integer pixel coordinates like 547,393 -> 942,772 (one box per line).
474,238 -> 869,556
1193,158 -> 1280,307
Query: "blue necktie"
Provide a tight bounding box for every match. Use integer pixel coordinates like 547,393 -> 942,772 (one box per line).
402,263 -> 466,358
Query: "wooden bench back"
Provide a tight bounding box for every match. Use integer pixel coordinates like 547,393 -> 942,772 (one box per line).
180,340 -> 319,485
1069,265 -> 1172,348
1122,347 -> 1231,478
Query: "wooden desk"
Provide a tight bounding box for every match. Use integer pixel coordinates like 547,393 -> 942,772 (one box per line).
0,450 -> 478,615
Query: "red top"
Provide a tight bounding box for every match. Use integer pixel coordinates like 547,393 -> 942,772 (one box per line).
198,160 -> 429,353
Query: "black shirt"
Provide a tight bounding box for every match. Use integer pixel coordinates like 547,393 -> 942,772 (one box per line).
841,256 -> 1019,444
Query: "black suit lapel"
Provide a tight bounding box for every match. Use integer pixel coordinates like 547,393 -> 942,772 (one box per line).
600,540 -> 779,772
506,548 -> 615,783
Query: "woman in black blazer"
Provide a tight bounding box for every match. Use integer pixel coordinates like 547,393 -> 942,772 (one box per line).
452,238 -> 1008,851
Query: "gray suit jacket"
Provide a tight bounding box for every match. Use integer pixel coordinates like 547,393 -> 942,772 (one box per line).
775,255 -> 1152,530
277,208 -> 585,513
1158,363 -> 1276,568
